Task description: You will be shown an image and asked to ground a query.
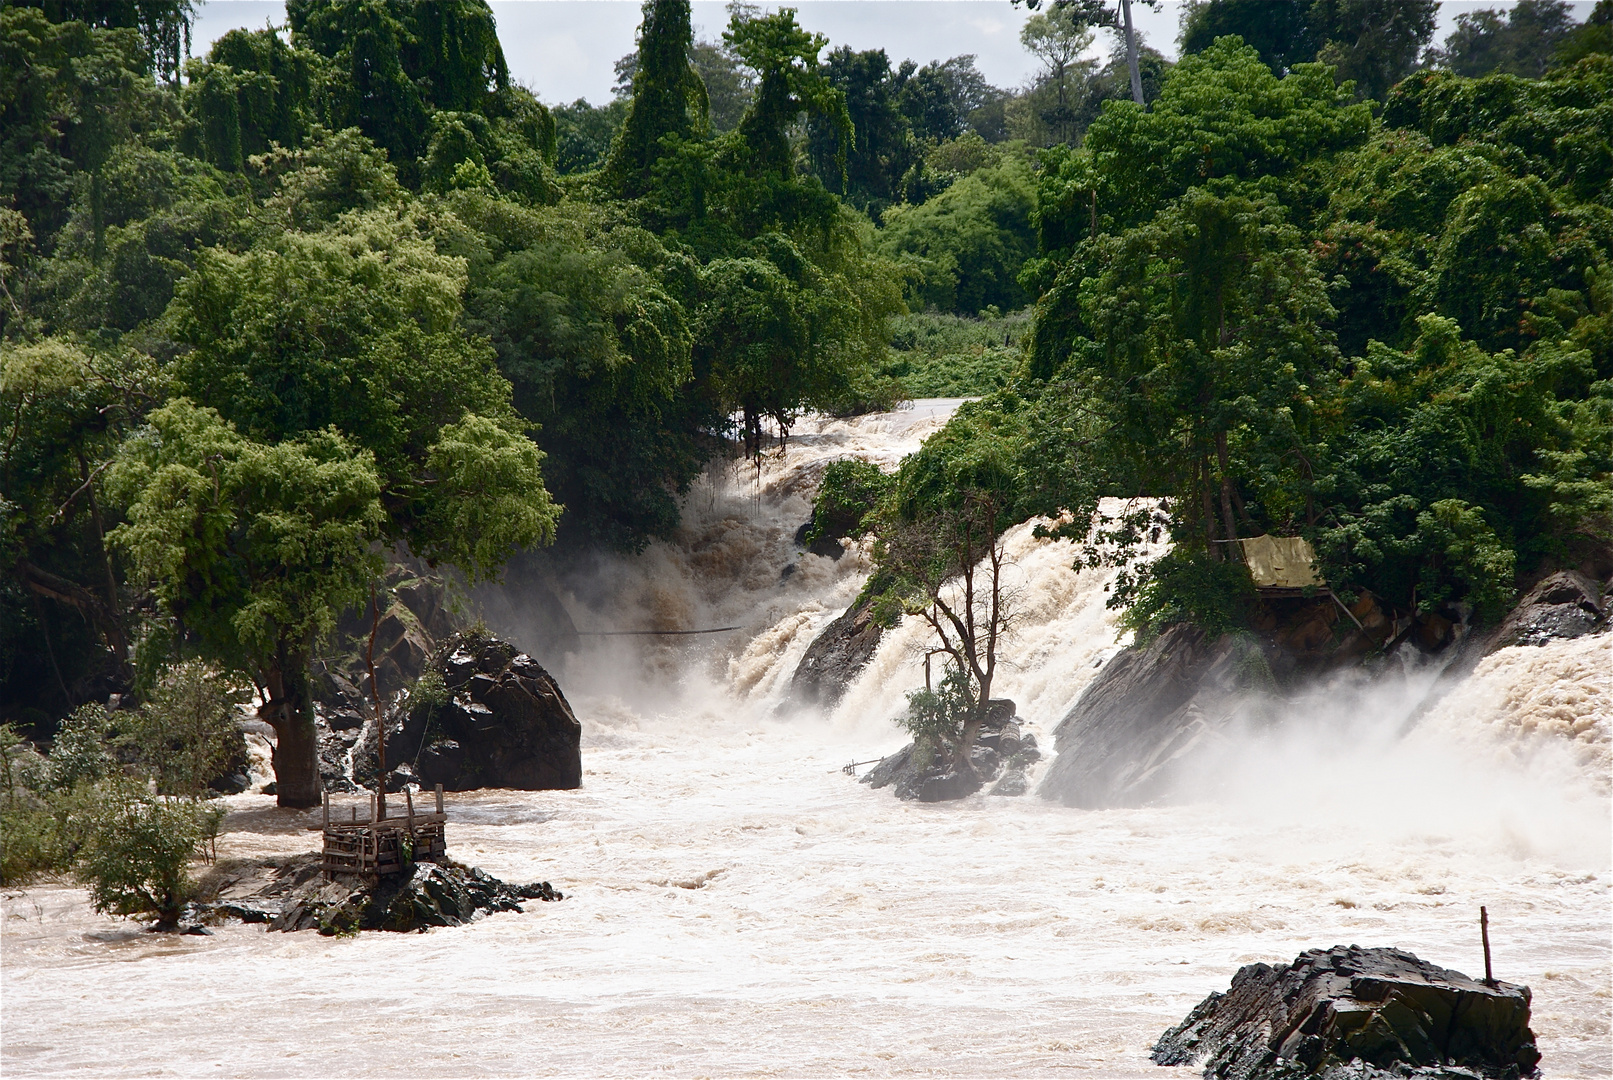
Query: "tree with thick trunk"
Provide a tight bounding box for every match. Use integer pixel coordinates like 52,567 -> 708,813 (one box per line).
142,215 -> 559,806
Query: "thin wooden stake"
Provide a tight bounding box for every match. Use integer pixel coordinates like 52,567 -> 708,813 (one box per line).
1481,906 -> 1495,985
435,783 -> 444,814
322,790 -> 330,830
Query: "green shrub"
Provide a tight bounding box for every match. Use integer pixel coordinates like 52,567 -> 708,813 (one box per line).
0,722 -> 47,804
881,309 -> 1030,398
1115,549 -> 1259,644
75,785 -> 222,929
807,459 -> 892,544
1,806 -> 60,885
125,660 -> 250,796
47,704 -> 113,791
898,667 -> 974,760
1,784 -> 114,886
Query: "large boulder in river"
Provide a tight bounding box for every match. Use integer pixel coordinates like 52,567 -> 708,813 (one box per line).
790,598 -> 886,708
1485,570 -> 1606,652
199,852 -> 562,934
1037,625 -> 1276,809
355,632 -> 581,792
1152,945 -> 1540,1080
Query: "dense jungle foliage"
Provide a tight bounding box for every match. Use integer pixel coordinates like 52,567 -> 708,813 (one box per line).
3,0 -> 1611,828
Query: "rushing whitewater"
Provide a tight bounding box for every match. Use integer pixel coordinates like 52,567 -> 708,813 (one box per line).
3,403 -> 1609,1078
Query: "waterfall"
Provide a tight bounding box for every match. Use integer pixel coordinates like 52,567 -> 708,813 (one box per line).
3,401 -> 1606,1079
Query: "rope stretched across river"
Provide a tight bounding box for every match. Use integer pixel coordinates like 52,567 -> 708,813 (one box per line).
575,626 -> 743,637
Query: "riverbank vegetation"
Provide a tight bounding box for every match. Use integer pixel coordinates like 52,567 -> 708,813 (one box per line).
3,0 -> 1610,825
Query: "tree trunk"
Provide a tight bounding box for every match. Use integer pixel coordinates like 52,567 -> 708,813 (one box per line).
1121,0 -> 1145,106
1199,454 -> 1221,559
366,585 -> 387,820
80,454 -> 128,666
1215,431 -> 1240,560
263,647 -> 322,808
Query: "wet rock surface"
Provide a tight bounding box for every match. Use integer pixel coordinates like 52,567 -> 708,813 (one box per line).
198,852 -> 562,935
1485,571 -> 1606,651
861,699 -> 1039,802
1152,945 -> 1540,1080
790,598 -> 886,708
352,632 -> 582,792
1037,625 -> 1274,809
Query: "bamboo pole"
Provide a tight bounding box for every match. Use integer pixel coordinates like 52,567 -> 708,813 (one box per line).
1481,906 -> 1495,985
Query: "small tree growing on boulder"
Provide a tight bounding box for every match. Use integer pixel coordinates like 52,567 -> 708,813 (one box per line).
867,401 -> 1027,780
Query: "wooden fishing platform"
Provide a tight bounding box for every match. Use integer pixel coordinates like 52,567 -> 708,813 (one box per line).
321,784 -> 448,877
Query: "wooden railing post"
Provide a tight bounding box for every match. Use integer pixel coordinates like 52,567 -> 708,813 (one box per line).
435,783 -> 444,814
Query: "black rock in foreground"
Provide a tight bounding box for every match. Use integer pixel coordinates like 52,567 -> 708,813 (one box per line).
200,853 -> 562,935
1152,945 -> 1540,1080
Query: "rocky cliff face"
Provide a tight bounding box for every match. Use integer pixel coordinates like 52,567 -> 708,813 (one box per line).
1152,945 -> 1540,1080
1036,625 -> 1275,809
1037,573 -> 1609,810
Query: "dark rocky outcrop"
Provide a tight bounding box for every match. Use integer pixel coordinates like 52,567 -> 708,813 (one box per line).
198,853 -> 562,935
1485,570 -> 1606,651
354,632 -> 582,792
1036,626 -> 1277,809
790,598 -> 887,708
793,520 -> 846,560
861,699 -> 1038,801
1152,945 -> 1540,1080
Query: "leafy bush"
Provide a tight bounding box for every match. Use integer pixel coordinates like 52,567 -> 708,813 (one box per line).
47,704 -> 114,792
1115,549 -> 1259,645
75,786 -> 223,929
881,309 -> 1029,398
2,720 -> 95,884
807,460 -> 892,544
125,660 -> 250,796
899,668 -> 974,760
878,154 -> 1038,314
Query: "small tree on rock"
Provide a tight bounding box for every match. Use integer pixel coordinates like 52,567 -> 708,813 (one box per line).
868,401 -> 1027,778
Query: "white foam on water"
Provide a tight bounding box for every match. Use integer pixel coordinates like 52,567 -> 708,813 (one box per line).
4,402 -> 1608,1078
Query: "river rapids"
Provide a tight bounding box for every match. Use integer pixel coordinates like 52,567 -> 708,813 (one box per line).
3,401 -> 1609,1078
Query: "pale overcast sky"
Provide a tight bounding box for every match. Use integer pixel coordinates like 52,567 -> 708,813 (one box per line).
191,2 -> 1595,107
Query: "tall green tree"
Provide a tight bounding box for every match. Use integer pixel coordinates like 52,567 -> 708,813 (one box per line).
180,27 -> 314,173
727,9 -> 849,180
866,399 -> 1029,778
1069,189 -> 1337,562
808,47 -> 914,214
150,213 -> 557,803
1432,0 -> 1578,80
1179,0 -> 1437,102
603,0 -> 708,196
108,400 -> 385,807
